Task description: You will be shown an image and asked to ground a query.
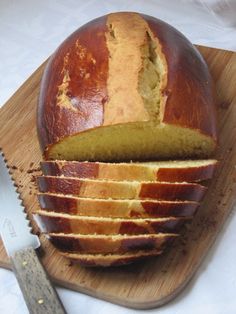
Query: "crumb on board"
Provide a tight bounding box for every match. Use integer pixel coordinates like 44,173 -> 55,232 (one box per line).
161,269 -> 167,273
68,261 -> 74,267
27,167 -> 41,174
30,175 -> 36,183
220,101 -> 230,109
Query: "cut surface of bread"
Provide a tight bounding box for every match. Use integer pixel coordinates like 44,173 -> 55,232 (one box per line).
45,125 -> 216,162
33,211 -> 189,235
38,12 -> 217,161
37,177 -> 206,201
41,159 -> 217,182
38,193 -> 199,218
47,233 -> 178,253
60,250 -> 163,267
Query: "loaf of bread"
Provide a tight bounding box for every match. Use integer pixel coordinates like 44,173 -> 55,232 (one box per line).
41,160 -> 217,182
38,12 -> 217,162
34,211 -> 188,234
37,176 -> 206,201
35,12 -> 218,266
47,233 -> 178,253
38,194 -> 199,218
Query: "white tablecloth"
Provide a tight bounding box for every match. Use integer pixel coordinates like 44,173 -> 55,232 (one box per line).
0,1 -> 236,313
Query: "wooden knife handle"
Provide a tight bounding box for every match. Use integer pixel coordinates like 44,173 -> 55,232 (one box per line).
10,247 -> 66,314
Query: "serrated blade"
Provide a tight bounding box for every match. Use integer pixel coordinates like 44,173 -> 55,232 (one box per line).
0,152 -> 40,256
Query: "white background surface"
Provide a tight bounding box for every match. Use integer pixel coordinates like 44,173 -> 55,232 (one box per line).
0,1 -> 236,313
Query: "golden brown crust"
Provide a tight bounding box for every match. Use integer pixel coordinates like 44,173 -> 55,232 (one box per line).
38,12 -> 217,156
38,193 -> 199,218
139,181 -> 206,201
37,176 -> 207,201
154,164 -> 216,182
60,250 -> 163,267
144,14 -> 217,139
41,161 -> 99,179
41,160 -> 217,182
37,15 -> 108,151
33,212 -> 189,235
47,233 -> 177,253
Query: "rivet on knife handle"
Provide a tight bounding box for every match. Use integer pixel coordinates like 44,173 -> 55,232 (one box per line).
10,247 -> 66,314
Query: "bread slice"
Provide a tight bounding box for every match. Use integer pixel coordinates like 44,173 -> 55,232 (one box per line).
47,233 -> 178,253
38,193 -> 199,218
33,211 -> 189,235
37,176 -> 206,201
60,250 -> 163,267
41,159 -> 217,182
38,12 -> 217,162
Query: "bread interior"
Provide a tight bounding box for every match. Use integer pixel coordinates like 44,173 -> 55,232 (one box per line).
47,123 -> 215,161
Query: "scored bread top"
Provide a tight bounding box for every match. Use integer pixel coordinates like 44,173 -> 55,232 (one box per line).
41,159 -> 217,182
37,176 -> 207,201
38,12 -> 217,161
38,193 -> 199,217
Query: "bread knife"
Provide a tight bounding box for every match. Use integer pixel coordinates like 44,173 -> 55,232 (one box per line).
0,151 -> 66,314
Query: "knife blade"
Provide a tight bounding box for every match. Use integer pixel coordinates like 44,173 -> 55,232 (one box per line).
0,151 -> 66,314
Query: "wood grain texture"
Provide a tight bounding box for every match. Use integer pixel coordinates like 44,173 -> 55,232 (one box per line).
11,247 -> 66,314
0,46 -> 236,309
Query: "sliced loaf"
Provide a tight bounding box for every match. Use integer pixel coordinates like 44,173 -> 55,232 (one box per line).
48,233 -> 178,253
37,177 -> 206,201
38,194 -> 199,218
41,159 -> 217,182
34,211 -> 189,235
60,250 -> 163,267
36,11 -> 217,267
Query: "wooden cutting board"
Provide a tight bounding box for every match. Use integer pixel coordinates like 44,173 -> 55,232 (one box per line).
0,46 -> 235,309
